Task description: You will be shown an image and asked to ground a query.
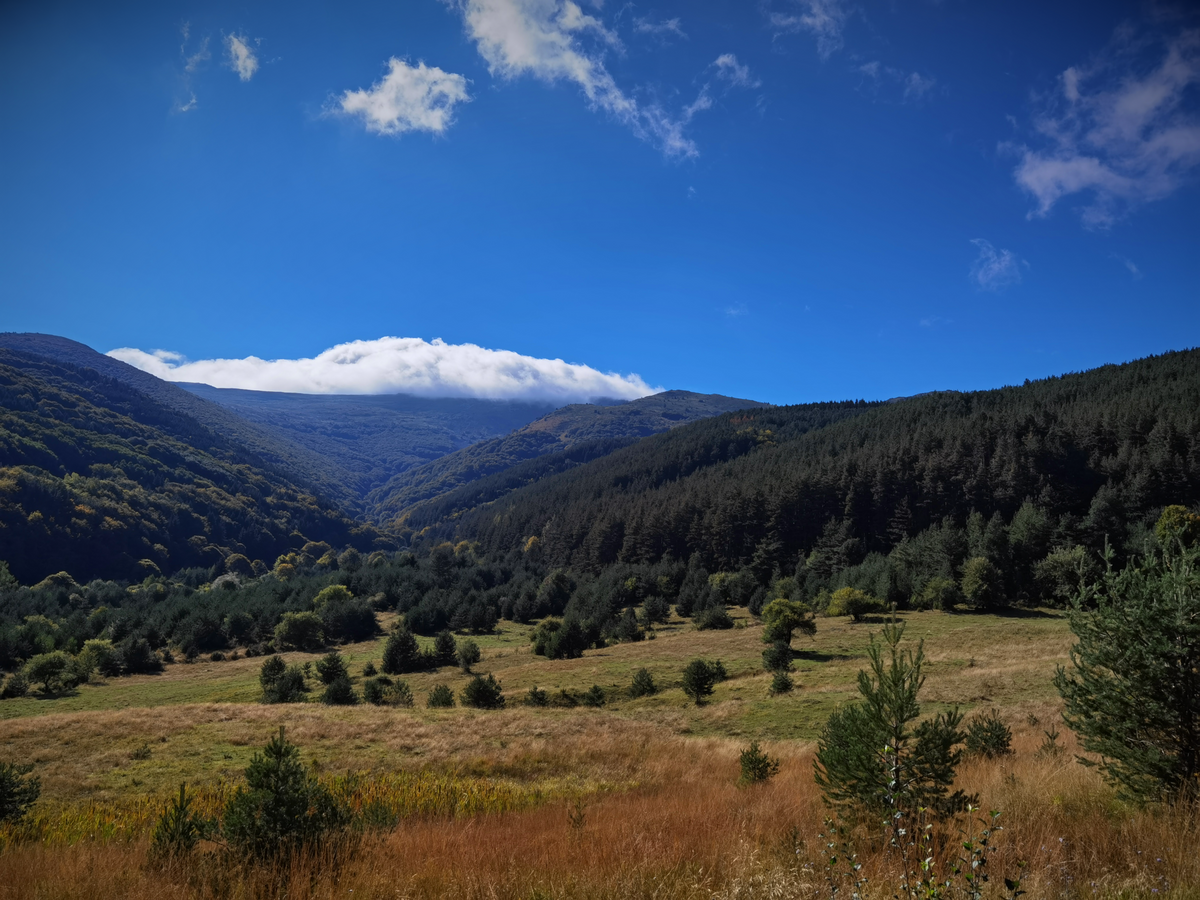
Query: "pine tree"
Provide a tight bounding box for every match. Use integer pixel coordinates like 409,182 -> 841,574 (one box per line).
1054,539 -> 1200,802
382,622 -> 422,674
814,622 -> 971,819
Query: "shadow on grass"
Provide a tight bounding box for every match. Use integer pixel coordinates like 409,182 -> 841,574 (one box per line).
946,606 -> 1064,619
792,649 -> 855,663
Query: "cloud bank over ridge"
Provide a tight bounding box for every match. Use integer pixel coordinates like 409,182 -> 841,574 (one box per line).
108,337 -> 658,403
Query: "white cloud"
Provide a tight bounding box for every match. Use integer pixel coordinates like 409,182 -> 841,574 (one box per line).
1113,253 -> 1143,278
769,0 -> 850,59
226,33 -> 259,81
107,337 -> 658,403
969,239 -> 1023,292
445,0 -> 702,158
1012,27 -> 1200,228
714,54 -> 761,89
339,59 -> 471,135
634,16 -> 686,41
858,61 -> 937,103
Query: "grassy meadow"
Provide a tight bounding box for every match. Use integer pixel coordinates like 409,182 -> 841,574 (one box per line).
3,607 -> 1195,898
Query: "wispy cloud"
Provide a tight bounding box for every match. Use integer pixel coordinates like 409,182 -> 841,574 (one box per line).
1011,26 -> 1200,228
633,16 -> 686,41
175,23 -> 209,113
1113,253 -> 1143,278
108,337 -> 658,403
969,239 -> 1023,292
339,59 -> 471,135
714,54 -> 761,89
858,61 -> 937,103
725,302 -> 749,317
444,0 -> 706,158
226,33 -> 259,81
768,0 -> 850,59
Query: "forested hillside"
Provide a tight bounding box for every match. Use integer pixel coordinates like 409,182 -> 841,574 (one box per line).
417,350 -> 1199,608
180,384 -> 557,511
0,348 -> 387,584
371,390 -> 770,522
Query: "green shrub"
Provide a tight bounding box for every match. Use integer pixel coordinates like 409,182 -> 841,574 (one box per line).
761,598 -> 816,643
769,671 -> 794,695
913,577 -> 963,611
274,612 -> 325,651
433,630 -> 457,667
427,684 -> 455,708
629,668 -> 657,697
0,671 -> 29,699
738,741 -> 780,785
681,659 -> 721,705
525,686 -> 549,706
382,624 -> 423,674
260,655 -> 307,704
960,557 -> 1004,609
321,676 -> 358,706
582,685 -> 606,707
222,728 -> 349,860
965,709 -> 1013,758
694,605 -> 734,630
456,638 -> 481,672
362,661 -> 378,677
461,673 -> 505,709
0,760 -> 40,822
23,651 -> 76,694
314,651 -> 348,685
825,587 -> 883,622
150,784 -> 212,859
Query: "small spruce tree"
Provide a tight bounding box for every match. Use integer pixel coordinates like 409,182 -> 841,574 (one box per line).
813,621 -> 971,819
382,623 -> 423,674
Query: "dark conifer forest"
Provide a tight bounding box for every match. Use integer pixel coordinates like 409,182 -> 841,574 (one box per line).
0,338 -> 1197,677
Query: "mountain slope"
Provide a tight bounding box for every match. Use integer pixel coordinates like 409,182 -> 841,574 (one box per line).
423,350 -> 1200,577
179,384 -> 557,509
0,347 -> 385,584
370,390 -> 771,522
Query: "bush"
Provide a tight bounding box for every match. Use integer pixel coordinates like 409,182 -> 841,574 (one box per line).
912,577 -> 962,611
965,709 -> 1013,758
364,677 -> 413,707
79,639 -> 121,678
531,618 -> 588,659
642,595 -> 670,624
314,651 -> 349,685
694,605 -> 734,630
382,624 -> 423,674
960,557 -> 1004,609
260,655 -> 307,704
274,612 -> 325,651
456,638 -> 481,672
362,661 -> 378,677
1,671 -> 29,698
681,659 -> 721,705
23,651 -> 75,694
825,587 -> 883,622
427,684 -> 455,708
525,686 -> 549,706
769,671 -> 794,695
150,784 -> 212,859
582,685 -> 606,708
119,636 -> 164,674
433,630 -> 457,667
738,741 -> 780,785
223,728 -> 349,860
461,673 -> 505,709
629,668 -> 657,698
0,760 -> 40,822
321,676 -> 358,706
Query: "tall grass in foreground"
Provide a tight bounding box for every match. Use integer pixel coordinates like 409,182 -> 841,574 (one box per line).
0,770 -> 575,846
0,726 -> 1197,899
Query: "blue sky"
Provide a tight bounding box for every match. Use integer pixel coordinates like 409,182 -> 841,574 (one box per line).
1,0 -> 1197,404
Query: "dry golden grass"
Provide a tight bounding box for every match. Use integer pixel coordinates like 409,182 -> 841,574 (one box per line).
1,713 -> 1197,899
3,609 -> 1191,898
